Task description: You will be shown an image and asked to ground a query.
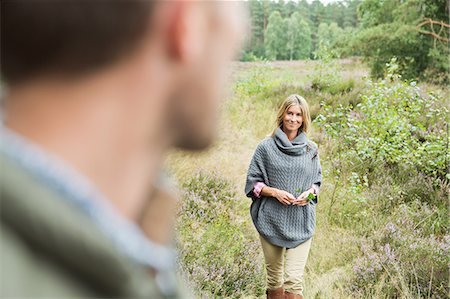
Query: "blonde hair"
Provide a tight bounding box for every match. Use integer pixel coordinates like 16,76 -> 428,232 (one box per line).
272,94 -> 311,136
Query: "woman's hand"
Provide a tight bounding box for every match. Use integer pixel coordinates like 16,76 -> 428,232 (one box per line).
260,186 -> 296,205
274,189 -> 296,205
293,189 -> 314,206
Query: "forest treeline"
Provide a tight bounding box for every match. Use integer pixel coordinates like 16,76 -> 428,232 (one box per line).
243,0 -> 449,84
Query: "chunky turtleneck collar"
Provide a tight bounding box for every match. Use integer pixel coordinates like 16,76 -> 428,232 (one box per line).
274,127 -> 309,155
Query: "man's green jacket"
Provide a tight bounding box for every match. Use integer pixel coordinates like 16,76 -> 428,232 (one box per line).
0,154 -> 187,298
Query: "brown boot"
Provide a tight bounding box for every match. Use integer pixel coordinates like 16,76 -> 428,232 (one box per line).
285,291 -> 303,299
266,287 -> 285,299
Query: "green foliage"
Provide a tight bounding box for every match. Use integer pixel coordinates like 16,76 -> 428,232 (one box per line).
315,61 -> 448,296
247,0 -> 268,49
244,0 -> 361,61
233,64 -> 281,99
333,26 -> 358,57
287,12 -> 312,60
316,59 -> 449,183
424,43 -> 450,85
353,0 -> 449,84
246,0 -> 449,85
312,58 -> 449,297
309,46 -> 355,95
265,11 -> 286,60
265,11 -> 312,60
177,173 -> 265,298
317,22 -> 344,48
239,50 -> 266,62
353,23 -> 430,80
358,0 -> 397,28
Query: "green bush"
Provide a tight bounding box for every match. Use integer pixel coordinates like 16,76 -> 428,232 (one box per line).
316,60 -> 449,183
233,65 -> 281,98
351,0 -> 449,85
309,45 -> 355,95
240,50 -> 265,62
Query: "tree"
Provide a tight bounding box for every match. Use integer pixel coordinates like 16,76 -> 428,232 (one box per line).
246,0 -> 269,58
287,13 -> 298,60
354,0 -> 449,83
317,22 -> 343,49
245,0 -> 361,60
342,0 -> 360,28
287,12 -> 312,60
333,26 -> 358,57
310,0 -> 326,53
296,18 -> 313,59
358,0 -> 397,28
297,0 -> 312,24
265,11 -> 287,60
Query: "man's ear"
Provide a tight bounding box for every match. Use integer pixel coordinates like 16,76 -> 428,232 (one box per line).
165,2 -> 206,64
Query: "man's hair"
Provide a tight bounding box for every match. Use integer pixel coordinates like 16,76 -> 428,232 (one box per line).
1,0 -> 154,85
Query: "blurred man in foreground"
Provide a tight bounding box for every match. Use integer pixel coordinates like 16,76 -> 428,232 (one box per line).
0,1 -> 244,298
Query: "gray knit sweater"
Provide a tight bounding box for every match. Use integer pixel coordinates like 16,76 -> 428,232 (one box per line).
245,128 -> 322,248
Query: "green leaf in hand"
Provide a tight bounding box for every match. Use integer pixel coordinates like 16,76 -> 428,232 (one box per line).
306,192 -> 316,202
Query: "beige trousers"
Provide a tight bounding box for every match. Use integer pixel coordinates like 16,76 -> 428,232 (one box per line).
259,235 -> 312,295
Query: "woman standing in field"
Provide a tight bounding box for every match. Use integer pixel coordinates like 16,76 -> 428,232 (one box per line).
245,94 -> 322,299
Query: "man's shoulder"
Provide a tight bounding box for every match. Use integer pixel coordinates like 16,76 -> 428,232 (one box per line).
0,224 -> 94,297
0,154 -> 114,296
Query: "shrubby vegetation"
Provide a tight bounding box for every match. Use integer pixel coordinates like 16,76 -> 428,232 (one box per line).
316,59 -> 449,297
316,59 -> 448,182
309,46 -> 355,95
351,204 -> 449,297
177,173 -> 265,298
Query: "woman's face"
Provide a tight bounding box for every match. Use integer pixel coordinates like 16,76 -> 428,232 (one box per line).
282,104 -> 302,133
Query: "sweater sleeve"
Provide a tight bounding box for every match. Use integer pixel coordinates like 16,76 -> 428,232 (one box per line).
253,182 -> 267,198
245,143 -> 269,200
311,151 -> 322,205
311,183 -> 320,195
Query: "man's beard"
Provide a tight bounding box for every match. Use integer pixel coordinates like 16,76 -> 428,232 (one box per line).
174,130 -> 213,151
167,95 -> 217,151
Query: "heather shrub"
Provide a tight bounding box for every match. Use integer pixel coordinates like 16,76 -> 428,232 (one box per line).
351,202 -> 449,298
176,172 -> 265,298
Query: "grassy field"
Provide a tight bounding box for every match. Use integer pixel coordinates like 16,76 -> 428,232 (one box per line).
167,59 -> 449,298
